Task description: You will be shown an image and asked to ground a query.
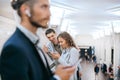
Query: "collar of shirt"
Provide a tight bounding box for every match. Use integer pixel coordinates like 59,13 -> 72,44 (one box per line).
17,24 -> 39,44
64,47 -> 71,51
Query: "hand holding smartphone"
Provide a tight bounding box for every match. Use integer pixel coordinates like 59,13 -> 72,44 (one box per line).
48,51 -> 60,59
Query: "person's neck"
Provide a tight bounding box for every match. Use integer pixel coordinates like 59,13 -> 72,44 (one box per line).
53,39 -> 58,45
65,45 -> 71,49
21,20 -> 37,34
53,43 -> 58,46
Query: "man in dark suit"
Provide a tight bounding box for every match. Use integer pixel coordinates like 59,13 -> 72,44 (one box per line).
0,0 -> 75,80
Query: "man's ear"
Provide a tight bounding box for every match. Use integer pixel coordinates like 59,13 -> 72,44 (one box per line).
20,4 -> 31,17
25,9 -> 31,17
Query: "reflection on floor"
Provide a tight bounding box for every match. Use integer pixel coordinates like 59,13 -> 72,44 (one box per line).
81,60 -> 107,80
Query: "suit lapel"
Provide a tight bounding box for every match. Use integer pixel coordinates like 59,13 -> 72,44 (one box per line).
35,46 -> 53,75
16,28 -> 52,76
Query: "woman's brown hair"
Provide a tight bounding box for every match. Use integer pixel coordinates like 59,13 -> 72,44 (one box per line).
57,32 -> 77,48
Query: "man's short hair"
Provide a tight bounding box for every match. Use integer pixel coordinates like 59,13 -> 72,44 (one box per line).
45,28 -> 56,35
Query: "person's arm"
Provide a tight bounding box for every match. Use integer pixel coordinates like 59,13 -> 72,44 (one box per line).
54,65 -> 75,80
43,45 -> 49,53
50,52 -> 60,59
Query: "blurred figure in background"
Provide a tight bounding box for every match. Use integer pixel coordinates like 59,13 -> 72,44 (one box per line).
92,54 -> 97,63
101,63 -> 107,74
108,64 -> 113,73
94,64 -> 99,80
108,64 -> 114,80
115,65 -> 120,80
108,73 -> 114,80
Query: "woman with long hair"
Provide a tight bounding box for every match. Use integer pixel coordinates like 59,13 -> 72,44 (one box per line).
57,32 -> 82,80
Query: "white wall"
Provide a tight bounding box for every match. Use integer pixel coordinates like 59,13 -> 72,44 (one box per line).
92,35 -> 113,66
75,34 -> 94,46
0,16 -> 16,53
113,33 -> 120,73
93,33 -> 120,74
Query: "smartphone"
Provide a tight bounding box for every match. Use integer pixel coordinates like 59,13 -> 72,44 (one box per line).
47,51 -> 52,56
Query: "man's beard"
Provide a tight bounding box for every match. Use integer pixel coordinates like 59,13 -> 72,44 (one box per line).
29,17 -> 49,29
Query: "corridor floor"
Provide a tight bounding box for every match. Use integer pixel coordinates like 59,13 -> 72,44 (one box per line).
80,60 -> 107,80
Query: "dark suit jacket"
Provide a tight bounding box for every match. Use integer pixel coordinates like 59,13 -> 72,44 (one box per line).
0,28 -> 56,80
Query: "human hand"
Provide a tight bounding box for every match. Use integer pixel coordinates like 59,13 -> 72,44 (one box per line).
79,72 -> 82,77
50,52 -> 60,59
55,65 -> 75,80
42,45 -> 49,53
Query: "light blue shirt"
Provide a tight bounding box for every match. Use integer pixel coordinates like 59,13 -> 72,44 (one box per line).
58,47 -> 80,80
17,25 -> 39,44
58,47 -> 80,66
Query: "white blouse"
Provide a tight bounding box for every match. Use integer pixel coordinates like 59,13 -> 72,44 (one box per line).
58,47 -> 80,66
58,47 -> 81,80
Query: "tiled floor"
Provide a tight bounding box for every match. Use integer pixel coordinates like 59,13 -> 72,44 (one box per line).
80,60 -> 107,80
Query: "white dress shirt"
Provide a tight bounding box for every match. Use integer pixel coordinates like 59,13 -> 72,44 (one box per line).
58,47 -> 80,66
58,47 -> 80,80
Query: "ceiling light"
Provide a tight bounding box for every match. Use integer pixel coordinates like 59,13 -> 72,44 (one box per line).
110,11 -> 120,16
107,7 -> 120,16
